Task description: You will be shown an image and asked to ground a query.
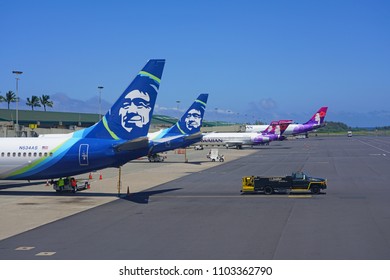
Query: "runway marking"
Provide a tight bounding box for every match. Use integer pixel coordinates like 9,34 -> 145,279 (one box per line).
155,195 -> 313,199
15,246 -> 35,251
357,139 -> 390,155
288,195 -> 312,198
36,252 -> 56,256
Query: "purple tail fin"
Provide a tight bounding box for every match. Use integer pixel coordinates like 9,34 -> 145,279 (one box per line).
305,107 -> 328,126
263,120 -> 293,135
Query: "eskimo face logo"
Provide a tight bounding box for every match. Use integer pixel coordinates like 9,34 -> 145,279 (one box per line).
185,108 -> 202,131
119,90 -> 151,132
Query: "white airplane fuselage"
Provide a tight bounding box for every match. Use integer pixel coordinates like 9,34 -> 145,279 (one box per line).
201,132 -> 272,147
0,132 -> 142,180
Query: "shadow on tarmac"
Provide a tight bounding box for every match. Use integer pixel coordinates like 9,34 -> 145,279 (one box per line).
0,190 -> 121,197
0,181 -> 46,190
0,185 -> 182,201
253,146 -> 292,150
122,188 -> 182,204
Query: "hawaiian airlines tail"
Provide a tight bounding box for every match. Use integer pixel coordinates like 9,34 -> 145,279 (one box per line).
84,59 -> 165,140
304,106 -> 328,127
262,120 -> 293,136
250,120 -> 292,145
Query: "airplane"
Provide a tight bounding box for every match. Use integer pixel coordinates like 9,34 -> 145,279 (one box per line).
201,120 -> 292,149
0,59 -> 165,180
245,107 -> 328,137
147,93 -> 208,155
40,94 -> 209,161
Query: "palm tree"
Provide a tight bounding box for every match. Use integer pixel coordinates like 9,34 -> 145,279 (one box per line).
39,94 -> 53,111
26,95 -> 41,111
4,91 -> 16,109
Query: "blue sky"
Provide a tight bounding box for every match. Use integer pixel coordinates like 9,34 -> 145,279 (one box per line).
1,0 -> 389,127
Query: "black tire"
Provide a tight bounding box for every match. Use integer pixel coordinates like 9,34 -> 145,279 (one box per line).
310,186 -> 320,194
264,186 -> 273,195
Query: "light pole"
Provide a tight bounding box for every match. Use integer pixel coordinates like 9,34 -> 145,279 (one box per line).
176,100 -> 180,118
12,70 -> 23,132
98,86 -> 104,120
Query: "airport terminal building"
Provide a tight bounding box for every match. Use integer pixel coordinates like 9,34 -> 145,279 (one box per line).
0,108 -> 239,137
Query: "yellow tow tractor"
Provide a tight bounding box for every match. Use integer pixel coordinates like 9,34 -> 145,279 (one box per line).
241,171 -> 327,195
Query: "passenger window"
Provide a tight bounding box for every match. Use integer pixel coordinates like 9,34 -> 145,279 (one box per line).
18,152 -> 21,157
28,152 -> 32,157
49,152 -> 53,157
7,152 -> 10,157
12,152 -> 16,157
39,152 -> 42,157
23,152 -> 26,157
33,152 -> 37,157
44,152 -> 48,157
1,152 -> 4,157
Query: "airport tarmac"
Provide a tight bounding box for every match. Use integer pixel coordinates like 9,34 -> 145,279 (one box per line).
1,136 -> 390,259
0,148 -> 255,241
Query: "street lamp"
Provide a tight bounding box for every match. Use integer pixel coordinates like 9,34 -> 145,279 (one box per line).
176,100 -> 180,118
98,86 -> 104,120
12,70 -> 23,132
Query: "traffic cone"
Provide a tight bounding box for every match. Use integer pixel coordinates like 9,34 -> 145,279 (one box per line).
99,173 -> 102,180
89,173 -> 93,179
87,183 -> 90,189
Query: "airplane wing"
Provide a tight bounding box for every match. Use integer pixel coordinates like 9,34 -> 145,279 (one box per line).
150,135 -> 186,143
151,132 -> 203,143
224,141 -> 245,146
184,132 -> 203,141
114,137 -> 149,152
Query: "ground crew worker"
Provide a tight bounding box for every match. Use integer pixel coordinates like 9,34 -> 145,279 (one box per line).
58,177 -> 64,191
70,177 -> 77,193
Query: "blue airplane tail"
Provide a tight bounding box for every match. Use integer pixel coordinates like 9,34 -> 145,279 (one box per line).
164,93 -> 208,137
84,59 -> 165,140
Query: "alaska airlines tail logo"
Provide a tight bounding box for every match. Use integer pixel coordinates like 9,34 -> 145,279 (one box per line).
85,59 -> 165,140
184,108 -> 203,131
169,94 -> 208,135
119,89 -> 152,132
